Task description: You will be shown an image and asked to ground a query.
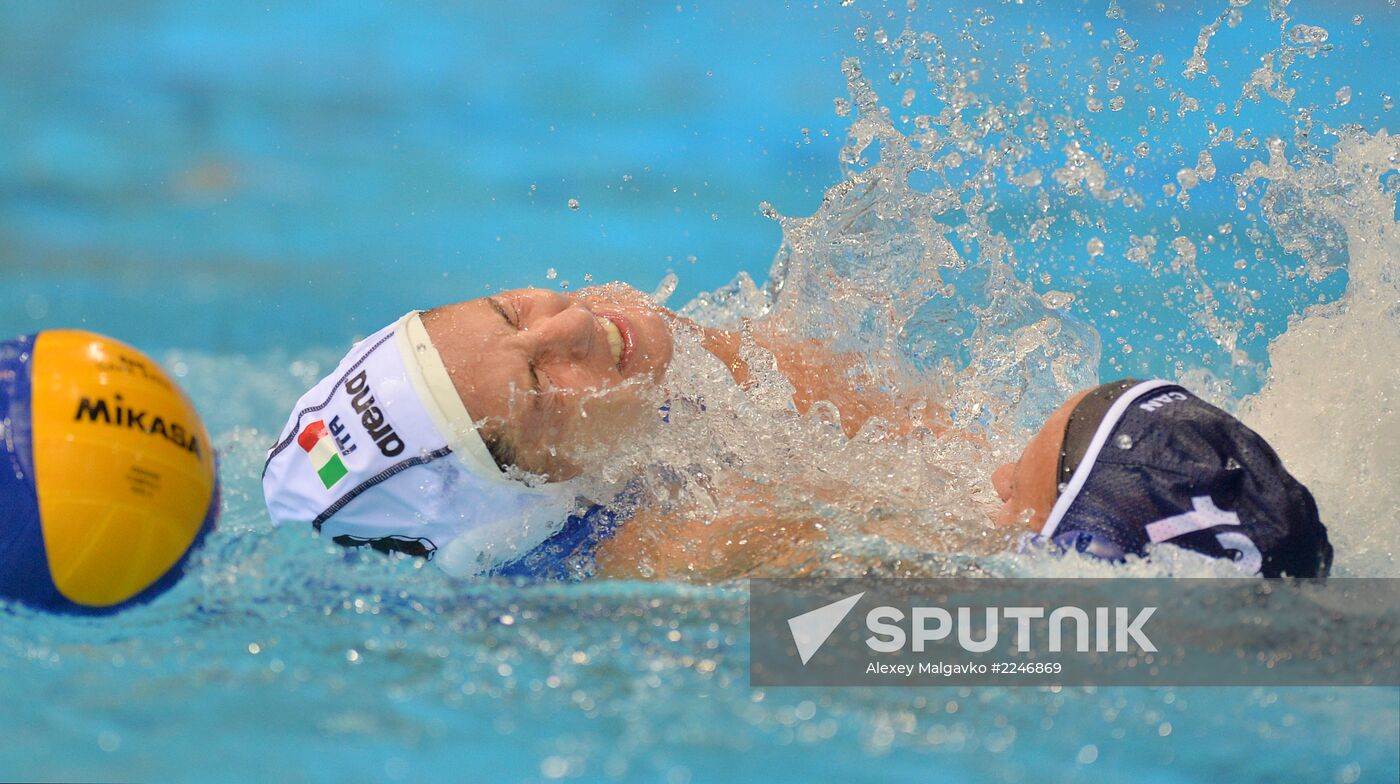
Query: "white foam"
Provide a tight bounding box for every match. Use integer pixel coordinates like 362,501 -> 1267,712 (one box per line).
1239,131 -> 1400,576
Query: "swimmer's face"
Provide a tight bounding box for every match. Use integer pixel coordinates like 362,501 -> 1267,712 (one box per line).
990,388 -> 1091,531
424,283 -> 675,481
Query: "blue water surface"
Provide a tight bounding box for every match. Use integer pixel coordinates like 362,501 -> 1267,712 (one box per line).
1,2 -> 1397,782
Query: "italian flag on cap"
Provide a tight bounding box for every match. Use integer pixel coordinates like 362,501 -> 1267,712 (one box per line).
298,420 -> 348,490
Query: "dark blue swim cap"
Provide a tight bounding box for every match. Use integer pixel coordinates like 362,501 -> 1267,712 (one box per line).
1041,379 -> 1334,577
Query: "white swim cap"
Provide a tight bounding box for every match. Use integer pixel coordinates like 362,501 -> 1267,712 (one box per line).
262,312 -> 589,576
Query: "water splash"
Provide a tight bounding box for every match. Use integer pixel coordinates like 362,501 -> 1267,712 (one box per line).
603,0 -> 1397,579
1238,130 -> 1400,576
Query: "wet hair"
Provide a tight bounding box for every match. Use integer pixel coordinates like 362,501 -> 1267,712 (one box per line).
481,428 -> 517,472
1056,378 -> 1142,493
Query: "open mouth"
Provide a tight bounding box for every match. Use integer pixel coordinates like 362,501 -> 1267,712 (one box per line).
595,312 -> 635,372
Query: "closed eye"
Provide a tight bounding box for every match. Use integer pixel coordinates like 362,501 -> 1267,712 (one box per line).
488,297 -> 520,329
527,359 -> 544,392
490,297 -> 543,395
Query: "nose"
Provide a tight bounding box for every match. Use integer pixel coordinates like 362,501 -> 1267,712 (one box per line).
524,305 -> 600,363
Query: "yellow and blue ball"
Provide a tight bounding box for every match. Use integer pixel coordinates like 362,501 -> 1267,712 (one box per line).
0,330 -> 218,614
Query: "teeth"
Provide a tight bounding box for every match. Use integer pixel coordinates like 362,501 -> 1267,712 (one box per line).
602,317 -> 624,365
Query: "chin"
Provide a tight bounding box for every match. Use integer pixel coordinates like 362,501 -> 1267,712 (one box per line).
609,310 -> 669,381
641,320 -> 677,378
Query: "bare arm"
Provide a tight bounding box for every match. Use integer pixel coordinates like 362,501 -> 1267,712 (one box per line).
593,318 -> 952,581
691,319 -> 950,438
593,477 -> 828,581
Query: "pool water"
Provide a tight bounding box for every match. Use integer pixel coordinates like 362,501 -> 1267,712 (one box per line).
2,2 -> 1398,782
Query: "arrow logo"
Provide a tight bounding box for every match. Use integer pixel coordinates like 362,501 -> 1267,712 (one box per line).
787,592 -> 864,665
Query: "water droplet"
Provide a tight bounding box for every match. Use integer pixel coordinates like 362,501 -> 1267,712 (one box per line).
1057,481 -> 1069,494
1287,24 -> 1328,46
1225,457 -> 1241,470
1335,86 -> 1352,106
24,293 -> 48,320
1115,434 -> 1134,450
1195,150 -> 1217,181
650,272 -> 678,304
541,757 -> 569,780
1087,238 -> 1105,257
545,267 -> 558,280
98,731 -> 121,753
566,198 -> 580,210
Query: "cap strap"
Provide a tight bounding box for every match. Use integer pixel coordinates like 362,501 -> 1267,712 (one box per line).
395,311 -> 508,483
1041,379 -> 1176,540
1057,378 -> 1144,487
